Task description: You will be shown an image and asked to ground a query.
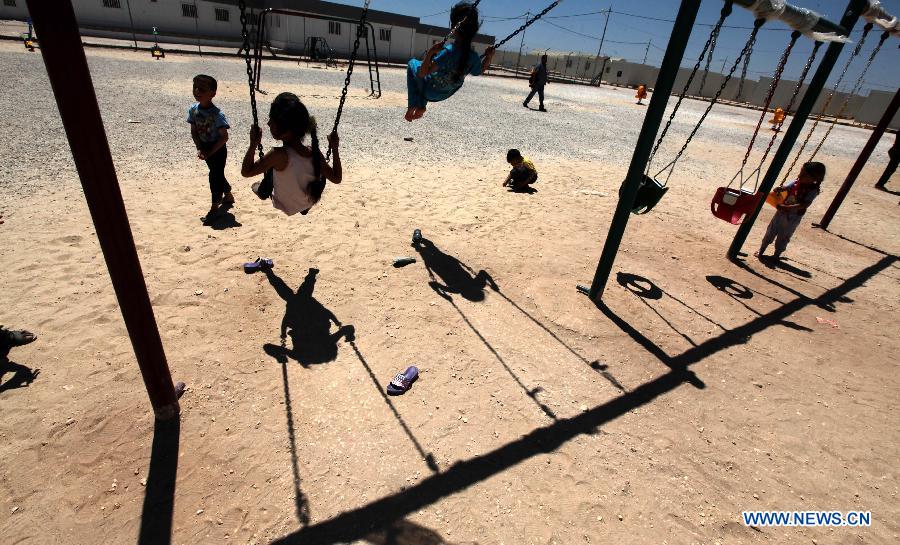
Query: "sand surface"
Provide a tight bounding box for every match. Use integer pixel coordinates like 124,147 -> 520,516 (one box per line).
1,41 -> 899,545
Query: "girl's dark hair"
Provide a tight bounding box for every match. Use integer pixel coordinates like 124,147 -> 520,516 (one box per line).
450,1 -> 481,80
802,161 -> 826,184
270,92 -> 326,203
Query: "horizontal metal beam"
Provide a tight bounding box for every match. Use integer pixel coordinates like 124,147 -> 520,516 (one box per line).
730,0 -> 849,36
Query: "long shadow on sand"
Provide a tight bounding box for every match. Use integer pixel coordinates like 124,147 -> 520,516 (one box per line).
414,236 -> 557,420
262,266 -> 438,517
0,346 -> 39,395
413,237 -> 497,302
263,268 -> 354,366
269,255 -> 896,545
137,418 -> 180,545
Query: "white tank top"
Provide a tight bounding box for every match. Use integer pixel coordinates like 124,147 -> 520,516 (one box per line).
272,146 -> 317,216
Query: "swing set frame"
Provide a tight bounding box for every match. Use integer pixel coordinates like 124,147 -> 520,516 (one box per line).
252,8 -> 382,99
584,0 -> 885,302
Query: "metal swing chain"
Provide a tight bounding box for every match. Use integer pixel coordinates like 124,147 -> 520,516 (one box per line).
697,23 -> 721,97
646,1 -> 733,174
735,41 -> 754,102
326,0 -> 372,162
439,0 -> 483,46
750,40 -> 822,182
652,16 -> 763,185
730,31 -> 799,193
238,0 -> 263,160
782,23 -> 873,182
807,30 -> 888,161
487,0 -> 562,54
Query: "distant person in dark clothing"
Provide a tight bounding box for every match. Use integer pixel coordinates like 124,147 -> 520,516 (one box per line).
874,131 -> 898,191
523,54 -> 548,112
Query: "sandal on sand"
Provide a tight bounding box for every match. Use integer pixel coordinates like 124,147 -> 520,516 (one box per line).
1,327 -> 37,347
243,257 -> 274,274
387,366 -> 419,396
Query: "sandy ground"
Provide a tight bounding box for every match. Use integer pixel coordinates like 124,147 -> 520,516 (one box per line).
0,40 -> 899,545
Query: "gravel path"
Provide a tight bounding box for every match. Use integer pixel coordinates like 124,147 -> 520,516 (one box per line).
0,41 -> 891,199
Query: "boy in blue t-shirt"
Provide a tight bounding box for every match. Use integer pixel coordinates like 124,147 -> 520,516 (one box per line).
187,74 -> 232,220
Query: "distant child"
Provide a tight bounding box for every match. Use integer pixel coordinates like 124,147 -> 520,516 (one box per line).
187,74 -> 232,220
405,1 -> 496,121
503,149 -> 538,191
241,92 -> 341,216
755,161 -> 825,260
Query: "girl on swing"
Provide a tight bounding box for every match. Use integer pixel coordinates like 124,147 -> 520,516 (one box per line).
405,1 -> 495,122
241,92 -> 342,216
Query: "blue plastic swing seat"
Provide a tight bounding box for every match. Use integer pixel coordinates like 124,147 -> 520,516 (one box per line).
622,175 -> 669,215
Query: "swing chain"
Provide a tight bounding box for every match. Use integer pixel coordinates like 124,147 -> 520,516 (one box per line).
752,40 -> 821,182
441,0 -> 483,46
327,0 -> 372,162
652,16 -> 762,184
697,22 -> 720,96
783,23 -> 873,182
238,0 -> 263,160
732,30 -> 799,192
808,30 -> 888,161
735,21 -> 763,103
646,1 -> 733,173
490,0 -> 561,52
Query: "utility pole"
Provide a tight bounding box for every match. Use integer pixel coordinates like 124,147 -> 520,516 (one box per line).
643,40 -> 650,64
514,11 -> 529,78
594,6 -> 611,84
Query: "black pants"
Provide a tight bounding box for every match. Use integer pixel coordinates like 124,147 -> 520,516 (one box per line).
524,85 -> 545,108
875,153 -> 898,188
205,146 -> 231,205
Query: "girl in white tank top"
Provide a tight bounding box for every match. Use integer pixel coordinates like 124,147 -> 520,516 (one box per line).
240,93 -> 342,216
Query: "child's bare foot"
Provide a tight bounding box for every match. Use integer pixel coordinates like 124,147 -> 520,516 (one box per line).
223,191 -> 235,204
753,251 -> 762,258
405,107 -> 417,122
413,108 -> 426,119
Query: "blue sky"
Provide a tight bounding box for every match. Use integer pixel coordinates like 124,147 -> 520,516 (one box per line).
344,0 -> 899,94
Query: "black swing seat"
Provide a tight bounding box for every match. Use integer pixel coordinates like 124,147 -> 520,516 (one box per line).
151,46 -> 165,59
621,175 -> 669,215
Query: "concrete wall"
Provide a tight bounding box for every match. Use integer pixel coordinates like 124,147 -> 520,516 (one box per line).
854,90 -> 900,130
602,59 -> 658,88
0,1 -> 29,22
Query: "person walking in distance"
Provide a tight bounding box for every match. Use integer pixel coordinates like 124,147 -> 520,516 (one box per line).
523,54 -> 548,112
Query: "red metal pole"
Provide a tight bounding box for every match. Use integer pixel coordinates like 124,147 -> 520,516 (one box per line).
26,0 -> 181,420
817,87 -> 900,230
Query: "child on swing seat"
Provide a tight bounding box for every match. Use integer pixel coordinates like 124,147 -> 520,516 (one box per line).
187,74 -> 233,220
405,1 -> 495,122
240,93 -> 342,216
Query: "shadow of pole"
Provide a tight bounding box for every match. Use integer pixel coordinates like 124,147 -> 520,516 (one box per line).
137,418 -> 180,545
269,254 -> 896,545
280,361 -> 311,525
347,338 -> 440,473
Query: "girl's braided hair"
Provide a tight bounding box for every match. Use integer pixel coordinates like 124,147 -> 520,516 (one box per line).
270,92 -> 326,203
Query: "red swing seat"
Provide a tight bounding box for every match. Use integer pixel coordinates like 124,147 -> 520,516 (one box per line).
710,187 -> 764,225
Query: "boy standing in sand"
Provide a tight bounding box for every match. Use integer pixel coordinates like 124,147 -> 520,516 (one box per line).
503,149 -> 538,192
187,74 -> 232,220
